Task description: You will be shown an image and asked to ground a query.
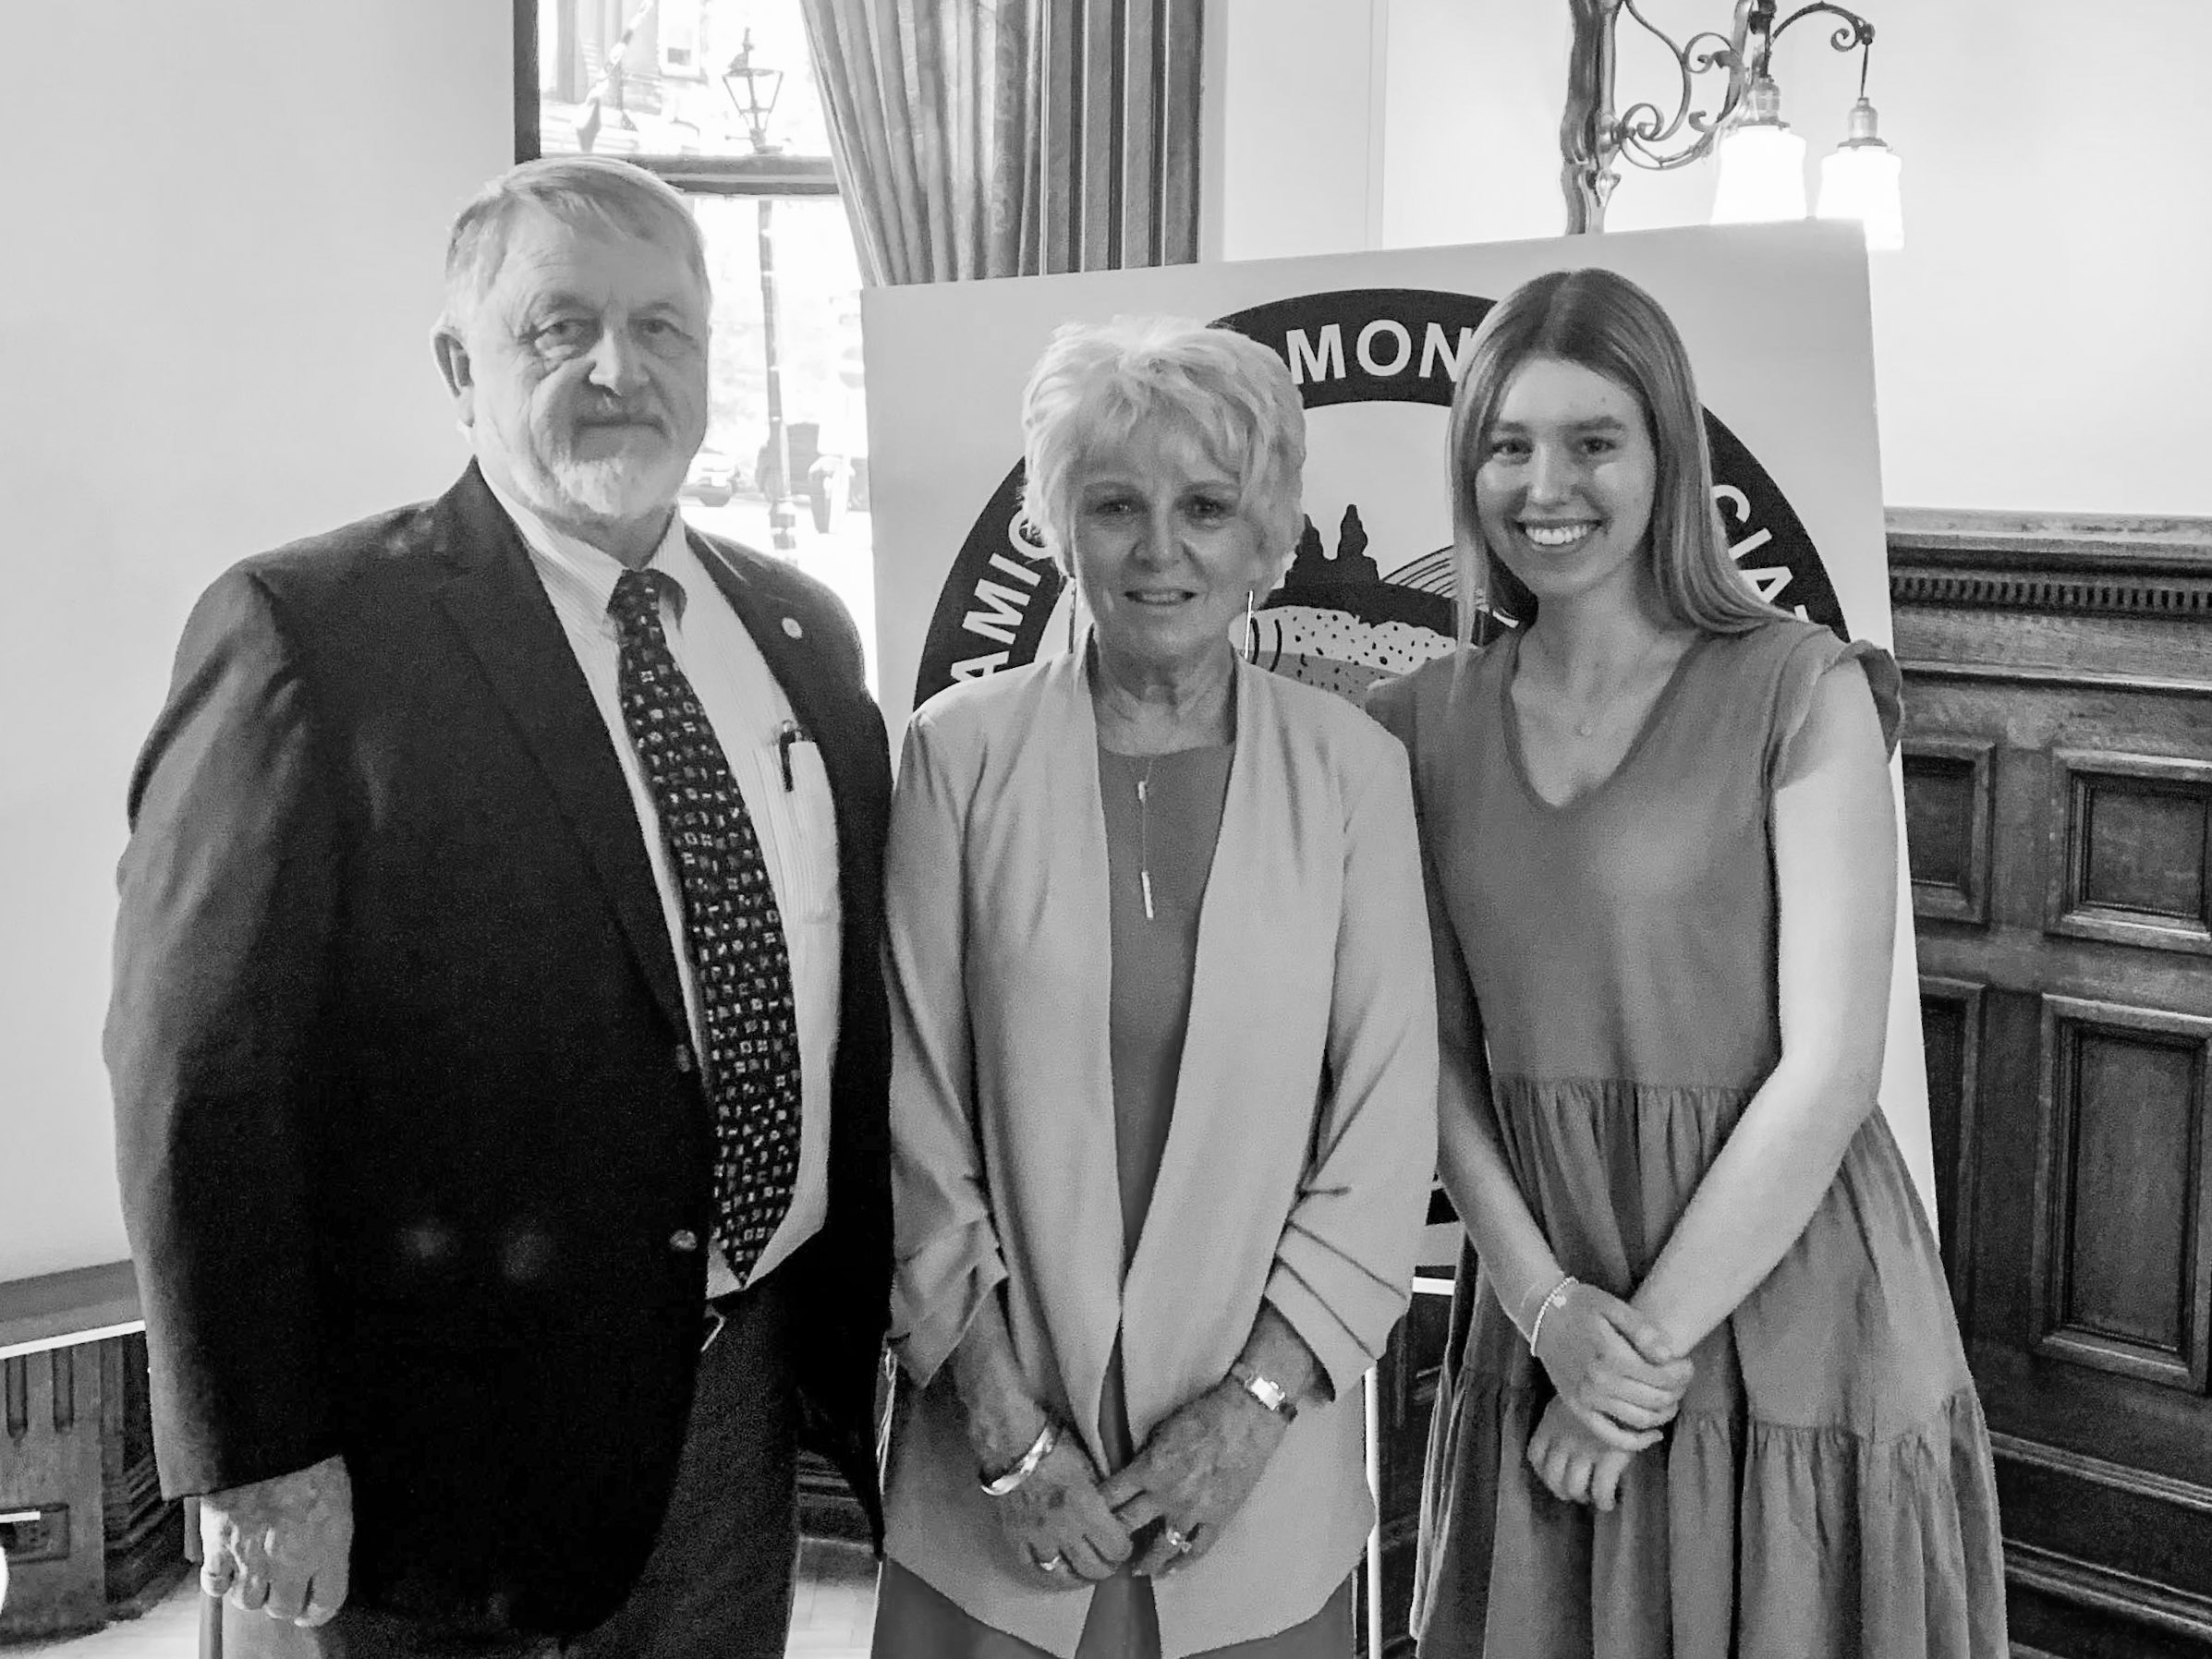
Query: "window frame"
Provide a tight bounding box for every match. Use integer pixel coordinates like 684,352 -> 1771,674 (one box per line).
512,0 -> 841,196
511,0 -> 880,688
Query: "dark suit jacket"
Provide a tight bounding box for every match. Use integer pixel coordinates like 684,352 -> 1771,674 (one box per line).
105,464 -> 892,1637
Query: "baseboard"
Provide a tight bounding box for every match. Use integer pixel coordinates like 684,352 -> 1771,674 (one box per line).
2009,1544 -> 2212,1644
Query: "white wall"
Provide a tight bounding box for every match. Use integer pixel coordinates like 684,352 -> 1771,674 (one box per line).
1379,0 -> 1565,254
0,2 -> 512,1280
1217,0 -> 2212,516
1208,0 -> 1391,261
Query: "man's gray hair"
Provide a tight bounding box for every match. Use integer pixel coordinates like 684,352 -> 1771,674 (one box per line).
440,156 -> 711,335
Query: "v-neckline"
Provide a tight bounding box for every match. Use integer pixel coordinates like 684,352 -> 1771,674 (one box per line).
1501,627 -> 1710,813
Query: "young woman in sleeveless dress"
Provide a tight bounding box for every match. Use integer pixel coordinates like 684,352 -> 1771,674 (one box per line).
1367,267 -> 2008,1657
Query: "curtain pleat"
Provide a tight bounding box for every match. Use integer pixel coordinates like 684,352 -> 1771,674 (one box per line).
800,0 -> 1202,285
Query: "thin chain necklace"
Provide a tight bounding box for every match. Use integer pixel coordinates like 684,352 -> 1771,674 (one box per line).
1531,630 -> 1672,739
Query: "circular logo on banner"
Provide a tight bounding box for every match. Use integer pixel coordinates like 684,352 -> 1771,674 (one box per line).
913,288 -> 1844,712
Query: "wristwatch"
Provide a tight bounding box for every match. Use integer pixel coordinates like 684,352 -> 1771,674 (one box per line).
1227,1360 -> 1299,1423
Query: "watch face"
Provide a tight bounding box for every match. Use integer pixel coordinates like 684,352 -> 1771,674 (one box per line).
1235,1363 -> 1294,1416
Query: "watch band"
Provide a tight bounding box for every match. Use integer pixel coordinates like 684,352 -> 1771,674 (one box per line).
1228,1360 -> 1299,1423
978,1419 -> 1059,1497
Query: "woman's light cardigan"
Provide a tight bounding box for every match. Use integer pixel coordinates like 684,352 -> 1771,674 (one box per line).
881,648 -> 1440,1657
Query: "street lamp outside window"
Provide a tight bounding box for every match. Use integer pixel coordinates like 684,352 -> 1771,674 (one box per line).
723,31 -> 798,551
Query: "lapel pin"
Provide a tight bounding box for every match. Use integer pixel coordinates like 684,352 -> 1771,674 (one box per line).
782,617 -> 804,638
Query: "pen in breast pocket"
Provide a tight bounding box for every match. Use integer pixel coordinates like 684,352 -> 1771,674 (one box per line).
775,720 -> 805,792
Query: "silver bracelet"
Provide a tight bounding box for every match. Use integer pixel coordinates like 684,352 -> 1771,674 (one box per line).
978,1419 -> 1059,1498
1525,1275 -> 1578,1357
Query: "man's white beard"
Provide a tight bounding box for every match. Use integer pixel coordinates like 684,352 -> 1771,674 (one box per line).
541,453 -> 675,527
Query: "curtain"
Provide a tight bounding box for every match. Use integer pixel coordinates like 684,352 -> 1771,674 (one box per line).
799,0 -> 1204,285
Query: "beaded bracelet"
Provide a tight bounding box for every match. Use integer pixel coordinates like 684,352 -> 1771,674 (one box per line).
1525,1275 -> 1579,1357
978,1419 -> 1059,1498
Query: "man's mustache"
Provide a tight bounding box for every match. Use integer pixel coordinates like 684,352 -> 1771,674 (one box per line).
572,402 -> 668,433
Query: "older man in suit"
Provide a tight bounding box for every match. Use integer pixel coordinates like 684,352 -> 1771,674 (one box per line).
105,156 -> 891,1658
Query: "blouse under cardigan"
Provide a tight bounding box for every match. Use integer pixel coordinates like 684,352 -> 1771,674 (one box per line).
881,648 -> 1440,1658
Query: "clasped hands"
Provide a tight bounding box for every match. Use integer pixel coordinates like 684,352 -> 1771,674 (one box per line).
1525,1283 -> 1694,1512
979,1379 -> 1287,1590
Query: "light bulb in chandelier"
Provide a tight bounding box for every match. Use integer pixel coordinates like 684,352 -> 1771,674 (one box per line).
1711,76 -> 1807,225
1817,96 -> 1905,251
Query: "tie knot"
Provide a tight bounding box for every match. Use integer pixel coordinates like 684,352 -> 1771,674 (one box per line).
609,567 -> 679,631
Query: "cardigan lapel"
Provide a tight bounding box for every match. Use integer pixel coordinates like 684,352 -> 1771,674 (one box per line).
428,466 -> 688,1040
1022,646 -> 1130,1465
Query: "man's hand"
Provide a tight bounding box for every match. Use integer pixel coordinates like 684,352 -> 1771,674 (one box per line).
199,1454 -> 353,1627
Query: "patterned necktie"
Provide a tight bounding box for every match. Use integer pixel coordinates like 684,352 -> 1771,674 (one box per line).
609,566 -> 801,1285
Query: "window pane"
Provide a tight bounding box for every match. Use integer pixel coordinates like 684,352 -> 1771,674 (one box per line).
539,0 -> 834,162
681,195 -> 875,688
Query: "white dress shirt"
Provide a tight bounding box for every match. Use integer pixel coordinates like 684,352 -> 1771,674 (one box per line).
487,479 -> 841,1290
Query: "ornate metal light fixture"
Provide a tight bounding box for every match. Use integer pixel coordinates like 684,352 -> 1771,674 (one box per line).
1562,0 -> 1902,248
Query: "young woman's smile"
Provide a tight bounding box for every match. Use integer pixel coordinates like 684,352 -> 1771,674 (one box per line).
1474,356 -> 1658,605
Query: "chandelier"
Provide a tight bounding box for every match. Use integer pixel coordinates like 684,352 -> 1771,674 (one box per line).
1562,0 -> 1903,249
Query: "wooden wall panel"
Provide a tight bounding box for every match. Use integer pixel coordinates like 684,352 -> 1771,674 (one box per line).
1892,509 -> 2212,1659
1905,741 -> 1997,924
1920,976 -> 1986,1310
2050,752 -> 2212,955
2033,998 -> 2212,1390
0,1348 -> 106,1639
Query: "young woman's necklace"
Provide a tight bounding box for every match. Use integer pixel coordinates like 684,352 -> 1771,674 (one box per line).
1552,632 -> 1671,739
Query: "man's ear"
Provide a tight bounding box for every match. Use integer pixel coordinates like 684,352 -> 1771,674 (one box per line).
432,328 -> 475,425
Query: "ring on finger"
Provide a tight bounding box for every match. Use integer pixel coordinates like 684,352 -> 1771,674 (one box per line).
1161,1525 -> 1192,1554
1029,1550 -> 1063,1573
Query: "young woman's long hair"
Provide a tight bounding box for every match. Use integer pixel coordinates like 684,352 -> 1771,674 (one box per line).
1446,267 -> 1786,646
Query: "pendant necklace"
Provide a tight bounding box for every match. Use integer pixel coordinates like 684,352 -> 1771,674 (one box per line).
1136,757 -> 1159,921
1560,632 -> 1670,739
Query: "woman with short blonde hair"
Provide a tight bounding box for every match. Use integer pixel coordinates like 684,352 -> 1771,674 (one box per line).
873,315 -> 1438,1659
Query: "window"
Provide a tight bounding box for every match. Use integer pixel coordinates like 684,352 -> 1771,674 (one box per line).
524,0 -> 876,686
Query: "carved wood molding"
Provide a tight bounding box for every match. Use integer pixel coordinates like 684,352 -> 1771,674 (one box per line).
1896,660 -> 2212,699
2007,1541 -> 2212,1644
1886,508 -> 2212,619
1891,568 -> 2212,619
1993,1430 -> 2212,1641
1989,1430 -> 2212,1519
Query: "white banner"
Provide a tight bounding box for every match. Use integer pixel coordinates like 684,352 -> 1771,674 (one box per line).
862,221 -> 1937,1231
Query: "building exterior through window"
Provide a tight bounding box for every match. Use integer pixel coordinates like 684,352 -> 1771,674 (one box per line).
532,0 -> 877,687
